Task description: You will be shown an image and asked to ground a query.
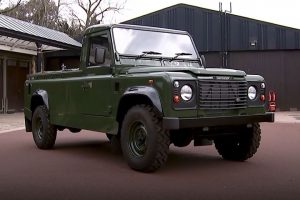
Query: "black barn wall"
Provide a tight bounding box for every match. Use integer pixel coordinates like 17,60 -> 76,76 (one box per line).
228,50 -> 300,111
204,50 -> 300,110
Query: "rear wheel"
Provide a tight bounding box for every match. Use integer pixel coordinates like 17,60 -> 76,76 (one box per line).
121,105 -> 170,172
32,105 -> 57,149
214,123 -> 261,161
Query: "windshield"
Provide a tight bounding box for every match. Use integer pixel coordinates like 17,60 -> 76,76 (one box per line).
113,27 -> 198,60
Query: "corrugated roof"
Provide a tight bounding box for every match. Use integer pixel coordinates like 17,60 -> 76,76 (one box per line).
0,14 -> 81,53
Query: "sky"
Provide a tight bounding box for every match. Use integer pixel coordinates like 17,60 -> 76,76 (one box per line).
2,0 -> 299,29
109,0 -> 300,29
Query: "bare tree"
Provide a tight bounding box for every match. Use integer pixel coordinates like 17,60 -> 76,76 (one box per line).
2,0 -> 126,38
0,0 -> 21,14
3,0 -> 83,38
70,0 -> 126,30
5,0 -> 58,27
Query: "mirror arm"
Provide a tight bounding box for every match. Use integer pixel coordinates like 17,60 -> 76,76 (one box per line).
115,52 -> 120,61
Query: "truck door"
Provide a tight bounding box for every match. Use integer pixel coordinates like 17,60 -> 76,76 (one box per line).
73,32 -> 113,117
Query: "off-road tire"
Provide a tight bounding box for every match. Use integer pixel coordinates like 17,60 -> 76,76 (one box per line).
214,123 -> 261,161
106,133 -> 113,141
121,105 -> 170,172
32,105 -> 57,149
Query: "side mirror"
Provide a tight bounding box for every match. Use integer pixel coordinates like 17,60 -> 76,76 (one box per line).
95,47 -> 106,64
200,55 -> 206,68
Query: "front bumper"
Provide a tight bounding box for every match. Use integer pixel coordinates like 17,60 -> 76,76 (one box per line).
163,112 -> 274,130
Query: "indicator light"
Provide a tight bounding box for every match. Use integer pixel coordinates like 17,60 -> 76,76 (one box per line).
173,95 -> 180,103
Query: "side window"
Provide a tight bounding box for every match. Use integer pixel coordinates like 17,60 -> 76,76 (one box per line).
88,34 -> 111,67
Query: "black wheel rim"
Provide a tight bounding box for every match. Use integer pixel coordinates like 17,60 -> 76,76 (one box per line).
35,117 -> 43,139
128,121 -> 148,157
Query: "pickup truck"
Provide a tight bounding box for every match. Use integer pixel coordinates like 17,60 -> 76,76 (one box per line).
24,24 -> 274,172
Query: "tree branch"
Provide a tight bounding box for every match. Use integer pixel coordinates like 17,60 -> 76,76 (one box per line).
0,0 -> 22,14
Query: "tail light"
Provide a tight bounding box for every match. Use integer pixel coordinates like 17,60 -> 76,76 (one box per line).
268,91 -> 276,112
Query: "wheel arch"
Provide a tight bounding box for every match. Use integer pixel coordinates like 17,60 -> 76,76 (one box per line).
25,90 -> 49,132
116,86 -> 163,125
31,90 -> 49,113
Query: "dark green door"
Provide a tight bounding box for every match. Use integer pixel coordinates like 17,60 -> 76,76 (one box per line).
74,31 -> 114,117
79,68 -> 113,116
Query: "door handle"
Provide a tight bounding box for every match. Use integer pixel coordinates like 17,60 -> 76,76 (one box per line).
81,81 -> 93,90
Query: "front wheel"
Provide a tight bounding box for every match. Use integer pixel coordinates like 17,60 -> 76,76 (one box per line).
121,105 -> 170,172
32,105 -> 57,149
214,123 -> 261,161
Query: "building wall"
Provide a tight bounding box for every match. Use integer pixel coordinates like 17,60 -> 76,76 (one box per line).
0,51 -> 32,113
6,59 -> 30,111
204,50 -> 300,111
124,4 -> 300,53
203,52 -> 222,67
0,50 -> 79,113
45,57 -> 80,71
0,59 -> 3,112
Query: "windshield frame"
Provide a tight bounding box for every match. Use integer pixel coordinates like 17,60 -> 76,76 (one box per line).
111,25 -> 200,62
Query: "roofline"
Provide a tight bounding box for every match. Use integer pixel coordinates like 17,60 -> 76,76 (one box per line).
1,27 -> 82,50
85,23 -> 189,35
0,27 -> 81,50
113,24 -> 188,34
123,3 -> 300,31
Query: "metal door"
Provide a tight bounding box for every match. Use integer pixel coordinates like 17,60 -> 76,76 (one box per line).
7,60 -> 29,112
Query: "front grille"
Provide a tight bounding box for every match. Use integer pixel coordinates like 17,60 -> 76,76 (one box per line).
198,80 -> 247,109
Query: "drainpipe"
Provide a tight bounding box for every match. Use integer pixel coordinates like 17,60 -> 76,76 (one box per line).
220,2 -> 232,68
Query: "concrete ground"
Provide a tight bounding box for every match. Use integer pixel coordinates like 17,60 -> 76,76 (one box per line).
0,111 -> 299,134
0,122 -> 300,200
0,113 -> 25,134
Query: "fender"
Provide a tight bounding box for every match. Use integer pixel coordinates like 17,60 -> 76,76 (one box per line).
122,86 -> 163,113
32,90 -> 49,110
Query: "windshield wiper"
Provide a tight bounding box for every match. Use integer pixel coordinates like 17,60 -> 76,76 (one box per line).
135,51 -> 162,60
170,52 -> 192,61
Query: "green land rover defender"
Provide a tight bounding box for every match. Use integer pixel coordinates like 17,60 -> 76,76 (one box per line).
24,24 -> 274,172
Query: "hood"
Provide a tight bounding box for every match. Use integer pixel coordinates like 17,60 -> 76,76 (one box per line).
126,66 -> 246,77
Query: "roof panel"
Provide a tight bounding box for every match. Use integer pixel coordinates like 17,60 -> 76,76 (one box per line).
0,34 -> 65,53
0,14 -> 81,50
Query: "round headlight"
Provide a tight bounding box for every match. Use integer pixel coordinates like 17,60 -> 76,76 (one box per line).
248,86 -> 257,100
180,85 -> 193,101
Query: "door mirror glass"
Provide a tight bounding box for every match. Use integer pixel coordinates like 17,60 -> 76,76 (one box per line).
95,47 -> 106,64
